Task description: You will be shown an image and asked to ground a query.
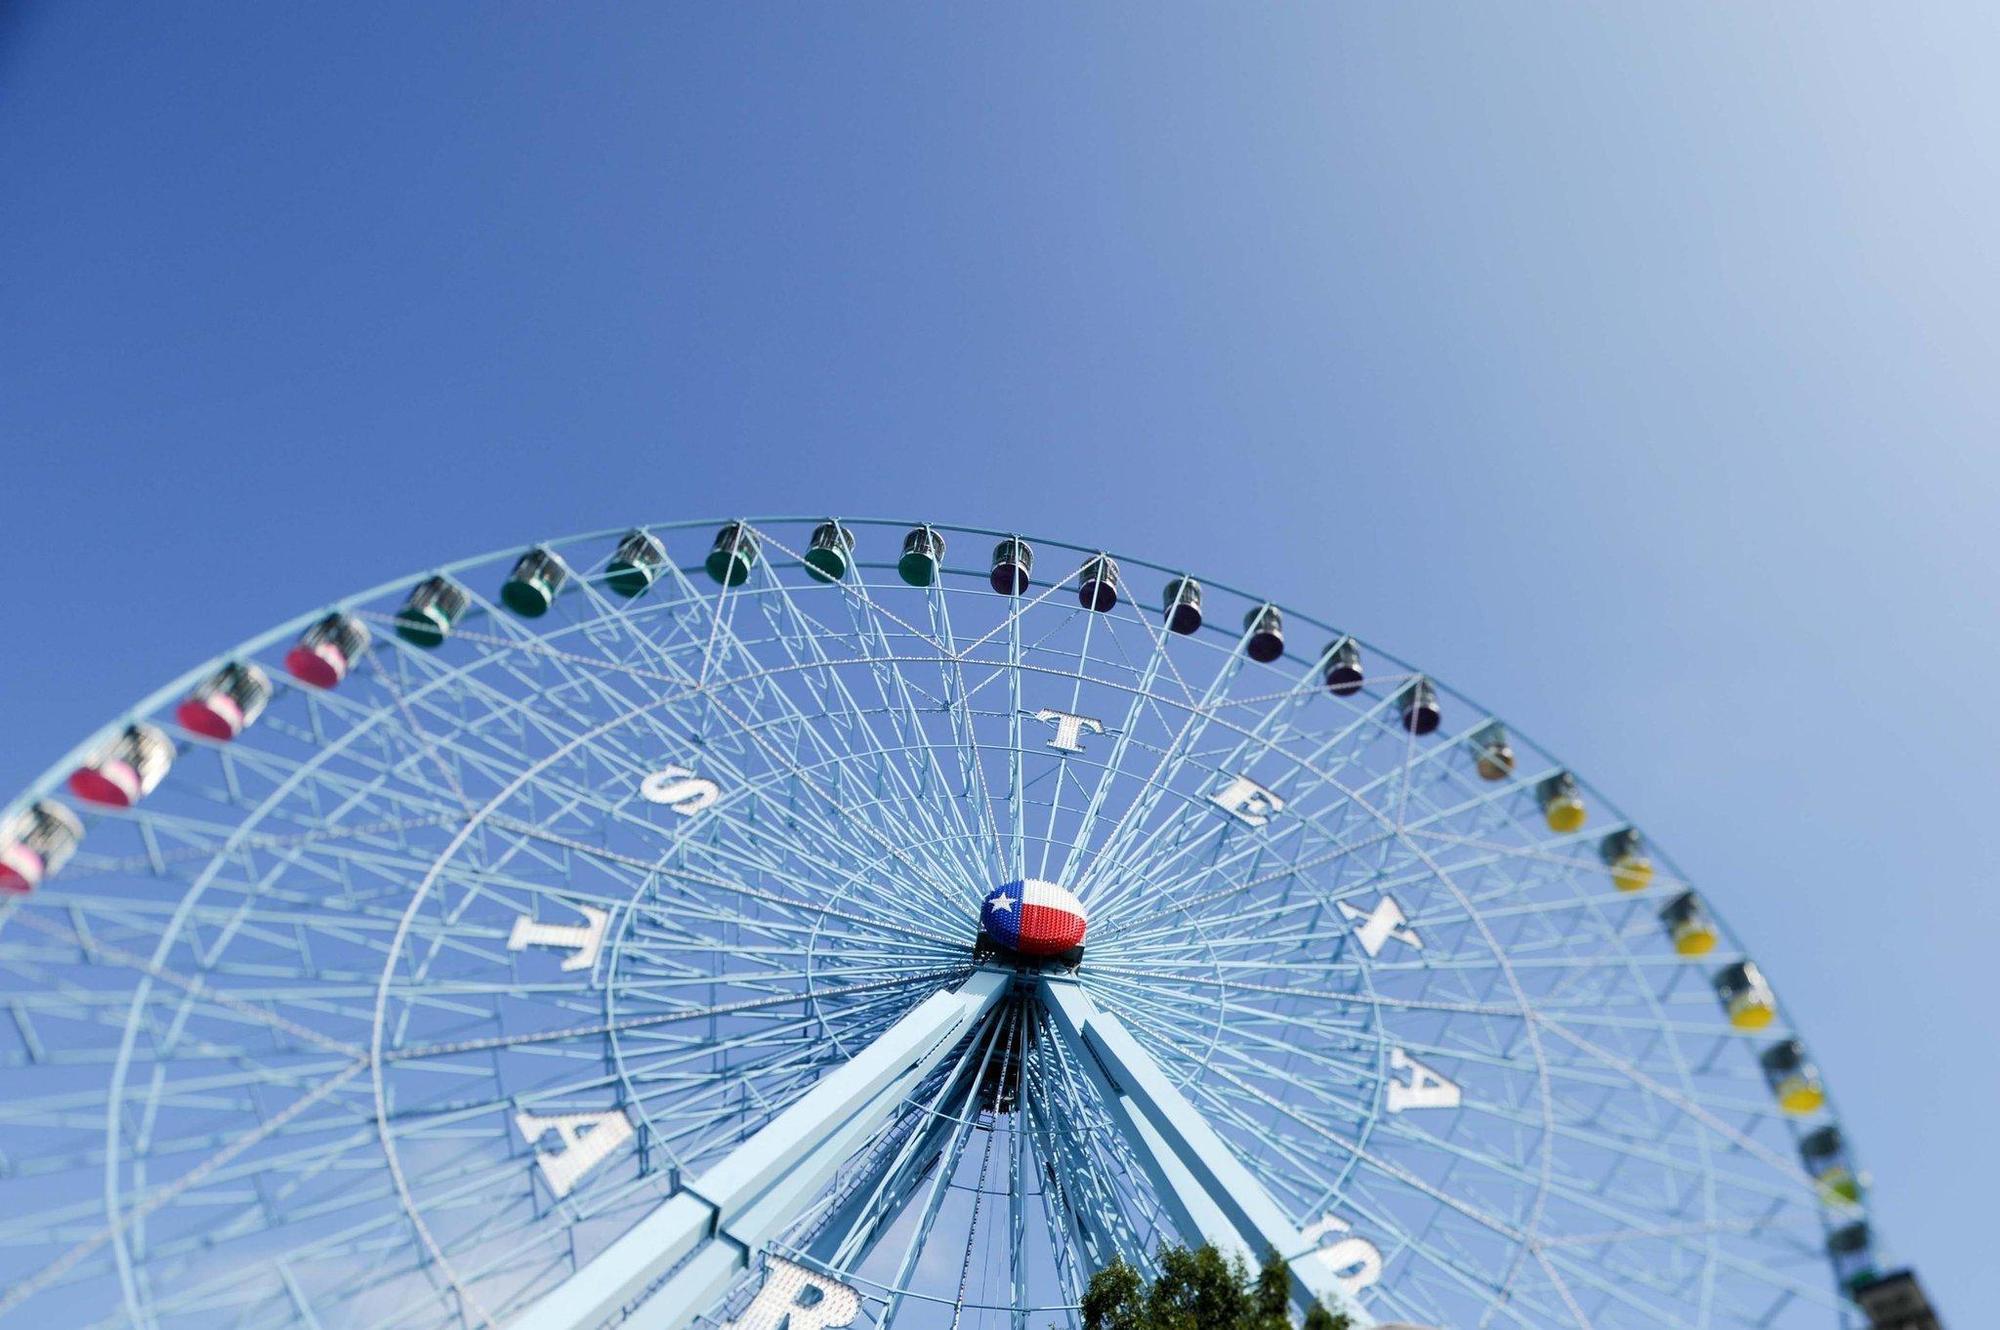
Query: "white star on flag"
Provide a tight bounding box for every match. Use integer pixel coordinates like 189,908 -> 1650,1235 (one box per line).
988,893 -> 1014,913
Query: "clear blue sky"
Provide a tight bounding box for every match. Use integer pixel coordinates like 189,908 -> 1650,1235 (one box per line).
4,4 -> 1994,1318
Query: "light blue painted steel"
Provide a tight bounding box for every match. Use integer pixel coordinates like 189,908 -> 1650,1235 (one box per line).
1033,982 -> 1239,1267
509,969 -> 1008,1330
1040,976 -> 1376,1328
0,518 -> 1879,1330
622,1072 -> 919,1330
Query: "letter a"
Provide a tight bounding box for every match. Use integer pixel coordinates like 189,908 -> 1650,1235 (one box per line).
1385,1047 -> 1462,1114
515,1107 -> 634,1198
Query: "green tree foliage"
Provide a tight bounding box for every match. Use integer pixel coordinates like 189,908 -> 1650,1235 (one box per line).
1080,1245 -> 1353,1330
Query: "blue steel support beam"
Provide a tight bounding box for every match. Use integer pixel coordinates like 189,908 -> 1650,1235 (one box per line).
624,1068 -> 925,1330
1038,989 -> 1243,1266
1038,976 -> 1375,1328
508,968 -> 1010,1330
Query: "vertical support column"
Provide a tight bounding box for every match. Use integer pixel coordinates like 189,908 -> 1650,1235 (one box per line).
1039,976 -> 1375,1328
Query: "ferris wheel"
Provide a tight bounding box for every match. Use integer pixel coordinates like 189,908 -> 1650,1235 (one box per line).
0,517 -> 1898,1330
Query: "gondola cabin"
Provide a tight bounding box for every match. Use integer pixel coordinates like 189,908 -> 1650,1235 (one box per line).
1853,1269 -> 1943,1330
1658,891 -> 1719,956
1078,555 -> 1120,611
286,613 -> 371,688
1760,1039 -> 1828,1114
69,724 -> 173,808
706,522 -> 759,587
1537,771 -> 1587,833
605,530 -> 667,598
989,538 -> 1032,595
1800,1124 -> 1864,1204
1470,722 -> 1515,780
395,577 -> 471,648
0,801 -> 83,895
1322,638 -> 1364,697
501,547 -> 569,617
1399,678 -> 1441,735
1162,576 -> 1203,634
1713,960 -> 1778,1030
1599,827 -> 1655,892
806,522 -> 857,583
1244,605 -> 1284,663
898,525 -> 945,587
176,662 -> 273,741
1827,1222 -> 1879,1296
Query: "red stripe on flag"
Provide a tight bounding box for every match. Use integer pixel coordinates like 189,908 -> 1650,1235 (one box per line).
1016,903 -> 1086,952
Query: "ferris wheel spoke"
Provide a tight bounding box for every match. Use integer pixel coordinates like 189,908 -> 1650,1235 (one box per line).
1109,729 -> 1524,940
1529,1014 -> 1816,1187
1089,767 -> 1408,940
731,556 -> 997,901
798,1014 -> 996,1274
1039,603 -> 1177,895
1359,1097 -> 1797,1266
1181,1024 -> 1811,1311
1083,643 -> 1390,926
0,1055 -> 369,1320
1402,824 -> 1691,894
919,564 -> 1017,890
659,549 -> 963,878
490,818 -> 963,949
355,613 -> 977,941
1098,724 -> 1576,937
0,522 -> 1878,1330
1067,629 -> 1260,912
671,571 -> 991,908
685,684 -> 985,922
1025,1002 -> 1164,1270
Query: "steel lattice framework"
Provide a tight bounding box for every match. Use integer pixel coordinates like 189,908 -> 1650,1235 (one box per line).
0,518 -> 1878,1330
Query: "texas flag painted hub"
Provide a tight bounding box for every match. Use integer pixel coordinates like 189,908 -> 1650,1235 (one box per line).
982,878 -> 1087,960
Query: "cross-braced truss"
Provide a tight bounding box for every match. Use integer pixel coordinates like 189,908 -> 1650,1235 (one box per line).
0,519 -> 1871,1330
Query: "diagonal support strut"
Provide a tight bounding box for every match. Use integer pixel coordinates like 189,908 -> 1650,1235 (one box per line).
1038,975 -> 1376,1328
508,967 -> 1010,1330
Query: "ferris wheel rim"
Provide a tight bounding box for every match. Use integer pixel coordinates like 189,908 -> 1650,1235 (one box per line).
0,515 -> 1876,1330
